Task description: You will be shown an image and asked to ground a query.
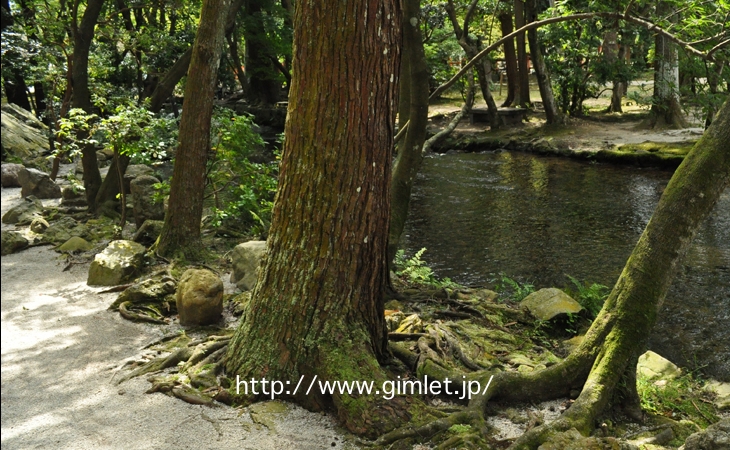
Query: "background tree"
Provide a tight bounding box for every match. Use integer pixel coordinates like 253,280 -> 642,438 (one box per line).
225,0 -> 408,436
156,0 -> 231,258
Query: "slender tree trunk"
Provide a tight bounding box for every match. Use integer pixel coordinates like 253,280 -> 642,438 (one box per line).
650,4 -> 687,128
156,0 -> 231,258
72,0 -> 105,211
243,0 -> 281,104
525,0 -> 563,124
704,60 -> 724,128
499,13 -> 519,107
389,0 -> 430,264
514,0 -> 531,107
226,0 -> 408,437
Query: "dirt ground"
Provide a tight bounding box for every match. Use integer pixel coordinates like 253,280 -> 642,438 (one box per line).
0,187 -> 359,450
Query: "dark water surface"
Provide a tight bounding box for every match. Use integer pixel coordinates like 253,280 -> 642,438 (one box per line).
401,151 -> 730,380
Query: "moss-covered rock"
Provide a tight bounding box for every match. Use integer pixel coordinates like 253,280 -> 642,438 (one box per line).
521,288 -> 583,321
42,216 -> 89,245
682,418 -> 730,450
637,351 -> 681,381
58,236 -> 93,253
109,273 -> 177,310
87,240 -> 147,286
1,196 -> 43,225
1,230 -> 29,255
230,240 -> 267,291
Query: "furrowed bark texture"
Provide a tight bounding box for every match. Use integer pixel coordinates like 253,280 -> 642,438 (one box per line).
511,98 -> 730,448
513,0 -> 530,107
157,0 -> 230,258
226,0 -> 405,437
499,13 -> 519,107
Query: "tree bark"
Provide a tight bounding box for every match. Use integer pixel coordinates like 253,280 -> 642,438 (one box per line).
226,0 -> 408,437
243,0 -> 282,104
525,0 -> 563,124
650,3 -> 687,128
156,0 -> 231,258
513,0 -> 531,107
389,0 -> 430,264
499,13 -> 519,107
72,0 -> 105,211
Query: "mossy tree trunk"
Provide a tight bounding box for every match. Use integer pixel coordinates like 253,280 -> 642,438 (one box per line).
513,0 -> 531,108
226,0 -> 408,437
388,0 -> 430,265
156,0 -> 231,259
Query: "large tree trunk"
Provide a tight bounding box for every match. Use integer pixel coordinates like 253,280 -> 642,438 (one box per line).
499,13 -> 519,107
225,0 -> 407,437
513,0 -> 531,107
72,0 -> 105,211
156,0 -> 231,258
525,0 -> 563,124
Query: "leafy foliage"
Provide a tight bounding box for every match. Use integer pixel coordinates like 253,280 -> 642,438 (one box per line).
566,275 -> 609,318
494,273 -> 535,302
394,248 -> 458,288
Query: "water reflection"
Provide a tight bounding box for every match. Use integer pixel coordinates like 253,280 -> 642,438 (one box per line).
402,151 -> 730,380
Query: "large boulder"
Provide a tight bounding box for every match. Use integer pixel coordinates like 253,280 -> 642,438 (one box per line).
130,175 -> 164,228
87,240 -> 147,286
1,196 -> 43,225
176,269 -> 223,326
133,219 -> 164,246
42,216 -> 89,244
230,240 -> 267,291
681,418 -> 730,450
521,288 -> 584,321
18,167 -> 62,199
1,163 -> 24,187
1,230 -> 29,255
1,103 -> 49,162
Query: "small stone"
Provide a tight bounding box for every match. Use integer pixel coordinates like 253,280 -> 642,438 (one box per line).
705,381 -> 730,410
30,217 -> 49,233
176,268 -> 223,326
395,314 -> 423,333
682,418 -> 730,450
521,288 -> 583,321
230,240 -> 267,291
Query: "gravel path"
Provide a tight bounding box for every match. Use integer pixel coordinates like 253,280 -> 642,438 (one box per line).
1,186 -> 357,450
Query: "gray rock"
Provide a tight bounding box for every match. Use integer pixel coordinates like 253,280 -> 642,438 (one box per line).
29,217 -> 49,234
705,381 -> 730,410
61,185 -> 87,207
682,418 -> 730,450
230,240 -> 267,291
42,216 -> 89,244
1,196 -> 43,225
133,219 -> 164,246
58,236 -> 93,253
1,230 -> 29,256
537,428 -> 636,450
521,288 -> 584,321
1,103 -> 49,162
123,164 -> 155,193
130,175 -> 164,228
176,269 -> 223,326
18,167 -> 62,199
1,163 -> 25,187
87,240 -> 147,286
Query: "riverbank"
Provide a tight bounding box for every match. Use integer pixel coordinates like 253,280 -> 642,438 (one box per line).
426,106 -> 703,168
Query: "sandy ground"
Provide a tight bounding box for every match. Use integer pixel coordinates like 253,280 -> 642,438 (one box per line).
1,186 -> 358,450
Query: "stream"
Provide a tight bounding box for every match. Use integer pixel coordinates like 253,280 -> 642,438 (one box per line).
401,150 -> 730,381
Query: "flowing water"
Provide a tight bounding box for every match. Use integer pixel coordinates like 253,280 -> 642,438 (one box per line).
402,150 -> 730,381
